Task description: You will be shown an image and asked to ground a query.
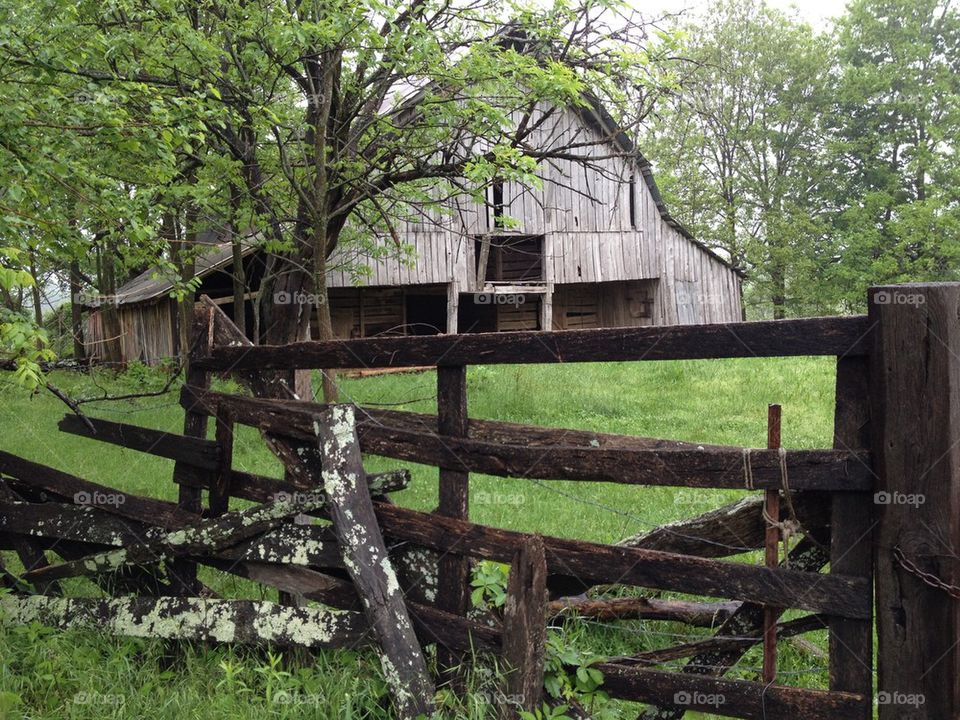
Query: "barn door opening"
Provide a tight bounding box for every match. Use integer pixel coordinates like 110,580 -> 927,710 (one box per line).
475,235 -> 545,286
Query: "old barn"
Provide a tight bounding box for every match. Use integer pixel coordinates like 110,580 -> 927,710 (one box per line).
84,104 -> 743,365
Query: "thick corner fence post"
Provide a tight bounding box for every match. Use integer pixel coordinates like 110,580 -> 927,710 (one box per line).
870,283 -> 960,719
315,404 -> 435,719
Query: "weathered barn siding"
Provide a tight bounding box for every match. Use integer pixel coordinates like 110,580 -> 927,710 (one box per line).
84,300 -> 176,365
85,102 -> 741,365
551,281 -> 656,331
323,103 -> 742,326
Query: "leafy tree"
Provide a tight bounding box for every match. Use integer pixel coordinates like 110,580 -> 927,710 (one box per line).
825,0 -> 960,309
3,0 -> 679,397
643,0 -> 834,318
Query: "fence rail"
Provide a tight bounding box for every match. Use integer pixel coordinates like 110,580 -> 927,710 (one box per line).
193,314 -> 872,370
7,285 -> 960,719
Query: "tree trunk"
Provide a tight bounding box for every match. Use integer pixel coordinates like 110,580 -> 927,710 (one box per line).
166,210 -> 196,369
69,259 -> 85,360
313,249 -> 338,402
99,235 -> 124,368
770,262 -> 786,320
229,184 -> 247,337
28,251 -> 42,327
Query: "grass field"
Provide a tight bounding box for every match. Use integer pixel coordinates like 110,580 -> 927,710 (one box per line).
0,357 -> 840,719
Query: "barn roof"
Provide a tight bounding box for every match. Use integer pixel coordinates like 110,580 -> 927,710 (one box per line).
84,240 -> 258,307
574,95 -> 745,277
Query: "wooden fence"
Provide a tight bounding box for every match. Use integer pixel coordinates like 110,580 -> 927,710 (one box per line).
2,283 -> 959,719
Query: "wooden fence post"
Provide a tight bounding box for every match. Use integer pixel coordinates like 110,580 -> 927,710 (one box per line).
315,404 -> 435,719
170,304 -> 214,594
830,356 -> 873,718
436,364 -> 470,674
502,535 -> 547,719
870,283 -> 960,719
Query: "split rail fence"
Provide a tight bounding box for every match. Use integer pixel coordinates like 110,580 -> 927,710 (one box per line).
2,283 -> 959,719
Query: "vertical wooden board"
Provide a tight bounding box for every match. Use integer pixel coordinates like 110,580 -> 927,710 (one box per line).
0,480 -> 57,594
502,535 -> 547,718
830,356 -> 874,719
171,304 -> 213,594
870,284 -> 960,720
210,413 -> 234,517
315,405 -> 434,719
436,365 -> 471,672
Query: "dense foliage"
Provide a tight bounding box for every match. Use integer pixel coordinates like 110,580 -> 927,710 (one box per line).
645,0 -> 960,316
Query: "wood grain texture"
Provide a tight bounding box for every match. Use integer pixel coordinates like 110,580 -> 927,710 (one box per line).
436,365 -> 471,675
314,405 -> 435,719
182,386 -> 872,492
870,284 -> 960,720
58,414 -> 221,470
596,662 -> 865,719
374,504 -> 869,618
195,316 -> 870,371
502,535 -> 547,718
1,595 -> 365,648
829,356 -> 874,718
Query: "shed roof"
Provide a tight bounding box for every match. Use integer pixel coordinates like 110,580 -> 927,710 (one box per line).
84,240 -> 257,307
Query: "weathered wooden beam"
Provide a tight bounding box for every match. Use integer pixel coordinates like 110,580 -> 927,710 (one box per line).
315,405 -> 435,719
830,356 -> 874,718
199,559 -> 362,611
176,462 -> 410,504
194,315 -> 872,371
870,284 -> 960,720
547,597 -> 741,626
0,479 -> 58,594
182,386 -> 873,492
195,558 -> 502,657
617,493 -> 829,558
0,501 -> 154,546
210,413 -> 234,516
374,504 -> 870,619
0,452 -> 197,529
595,662 -> 866,719
0,501 -> 346,571
23,492 -> 328,584
436,365 -> 471,676
58,414 -> 221,470
0,595 -> 365,648
406,601 -> 502,656
612,614 -> 828,666
502,535 -> 547,718
173,304 -> 216,594
635,536 -> 829,720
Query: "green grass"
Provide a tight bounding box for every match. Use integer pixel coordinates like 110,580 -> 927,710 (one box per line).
0,358 -> 839,719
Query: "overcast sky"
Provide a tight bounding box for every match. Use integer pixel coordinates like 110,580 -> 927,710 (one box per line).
648,0 -> 845,29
